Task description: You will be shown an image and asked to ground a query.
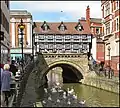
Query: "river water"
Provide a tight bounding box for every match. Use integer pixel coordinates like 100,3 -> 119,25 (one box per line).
46,68 -> 119,107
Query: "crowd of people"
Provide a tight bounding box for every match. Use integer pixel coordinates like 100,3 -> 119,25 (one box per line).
1,60 -> 18,107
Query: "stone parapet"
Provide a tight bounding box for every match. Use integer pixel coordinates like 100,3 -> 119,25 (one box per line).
82,76 -> 119,94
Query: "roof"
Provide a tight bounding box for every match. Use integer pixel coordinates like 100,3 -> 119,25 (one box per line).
10,10 -> 32,16
90,18 -> 102,23
34,21 -> 92,35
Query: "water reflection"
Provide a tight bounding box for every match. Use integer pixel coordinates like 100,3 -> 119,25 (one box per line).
37,68 -> 119,107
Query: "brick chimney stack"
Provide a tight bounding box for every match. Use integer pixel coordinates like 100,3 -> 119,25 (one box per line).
86,5 -> 90,26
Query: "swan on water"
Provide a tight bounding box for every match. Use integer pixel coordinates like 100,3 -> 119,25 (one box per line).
79,100 -> 86,104
42,100 -> 46,104
57,99 -> 60,103
48,96 -> 52,101
44,88 -> 48,93
67,99 -> 71,105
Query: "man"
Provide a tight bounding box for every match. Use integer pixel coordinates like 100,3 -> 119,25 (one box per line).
9,60 -> 18,76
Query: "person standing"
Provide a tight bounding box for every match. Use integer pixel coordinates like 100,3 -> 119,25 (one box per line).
9,60 -> 18,76
1,64 -> 12,107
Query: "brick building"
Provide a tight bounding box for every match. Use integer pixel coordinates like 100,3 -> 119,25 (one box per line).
101,0 -> 120,76
10,10 -> 33,61
0,1 -> 10,65
79,6 -> 105,63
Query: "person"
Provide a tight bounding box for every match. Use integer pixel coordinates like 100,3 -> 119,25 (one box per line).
1,64 -> 12,107
1,67 -> 3,73
9,60 -> 18,76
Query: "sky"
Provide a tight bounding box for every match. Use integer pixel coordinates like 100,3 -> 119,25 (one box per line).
10,1 -> 102,22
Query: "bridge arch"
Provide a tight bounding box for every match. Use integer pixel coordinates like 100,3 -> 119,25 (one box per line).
41,60 -> 86,82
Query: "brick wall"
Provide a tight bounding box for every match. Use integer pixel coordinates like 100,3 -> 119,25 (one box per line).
96,42 -> 105,62
111,56 -> 119,76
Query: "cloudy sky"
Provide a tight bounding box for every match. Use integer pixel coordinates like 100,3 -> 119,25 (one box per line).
10,1 -> 102,22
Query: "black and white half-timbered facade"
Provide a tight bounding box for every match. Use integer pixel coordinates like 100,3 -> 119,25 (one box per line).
34,21 -> 92,54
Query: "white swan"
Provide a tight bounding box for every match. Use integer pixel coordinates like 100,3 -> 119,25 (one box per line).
44,88 -> 48,93
57,99 -> 60,103
73,94 -> 77,99
48,96 -> 52,101
42,100 -> 46,104
67,100 -> 71,105
51,87 -> 57,93
67,88 -> 74,94
79,100 -> 86,104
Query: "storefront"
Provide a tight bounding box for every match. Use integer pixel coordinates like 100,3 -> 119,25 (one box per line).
1,44 -> 10,65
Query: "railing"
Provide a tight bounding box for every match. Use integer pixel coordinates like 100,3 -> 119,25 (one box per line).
38,53 -> 88,58
88,60 -> 116,79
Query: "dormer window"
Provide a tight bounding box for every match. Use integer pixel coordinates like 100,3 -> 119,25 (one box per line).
58,21 -> 67,31
41,21 -> 50,31
75,22 -> 84,31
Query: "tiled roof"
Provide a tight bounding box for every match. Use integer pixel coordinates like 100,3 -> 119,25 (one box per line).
34,21 -> 91,35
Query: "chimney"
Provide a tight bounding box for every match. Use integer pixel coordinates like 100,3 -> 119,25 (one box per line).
86,5 -> 90,26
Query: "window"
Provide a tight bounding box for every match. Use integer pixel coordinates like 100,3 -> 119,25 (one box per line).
96,28 -> 100,34
105,22 -> 110,35
60,24 -> 65,31
41,21 -> 50,31
44,23 -> 48,31
105,2 -> 110,16
58,22 -> 67,31
116,1 -> 119,9
18,28 -> 24,47
75,22 -> 84,31
116,18 -> 119,31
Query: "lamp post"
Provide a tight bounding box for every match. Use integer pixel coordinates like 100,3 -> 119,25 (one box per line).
18,19 -> 25,73
34,42 -> 37,55
108,46 -> 111,79
32,22 -> 36,63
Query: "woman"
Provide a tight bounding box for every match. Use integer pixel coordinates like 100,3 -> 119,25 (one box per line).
1,64 -> 12,107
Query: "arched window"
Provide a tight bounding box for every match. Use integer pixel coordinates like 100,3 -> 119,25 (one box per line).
60,24 -> 65,31
75,22 -> 84,31
58,21 -> 67,31
41,21 -> 50,31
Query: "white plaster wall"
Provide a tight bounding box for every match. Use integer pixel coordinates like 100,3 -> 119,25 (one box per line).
26,18 -> 32,48
11,18 -> 16,47
91,37 -> 96,60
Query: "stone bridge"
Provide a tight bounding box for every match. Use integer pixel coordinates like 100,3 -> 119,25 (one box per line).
34,52 -> 96,88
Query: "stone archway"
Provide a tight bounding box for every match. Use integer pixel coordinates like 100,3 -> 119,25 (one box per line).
39,60 -> 85,85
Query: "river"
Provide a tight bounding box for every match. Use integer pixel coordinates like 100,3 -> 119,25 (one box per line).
46,67 -> 119,107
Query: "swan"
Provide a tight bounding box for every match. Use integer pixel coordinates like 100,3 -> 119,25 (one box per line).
42,100 -> 46,104
73,94 -> 77,99
51,87 -> 57,93
79,100 -> 86,104
67,99 -> 71,105
48,96 -> 52,101
57,99 -> 60,103
67,88 -> 74,94
44,88 -> 48,93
